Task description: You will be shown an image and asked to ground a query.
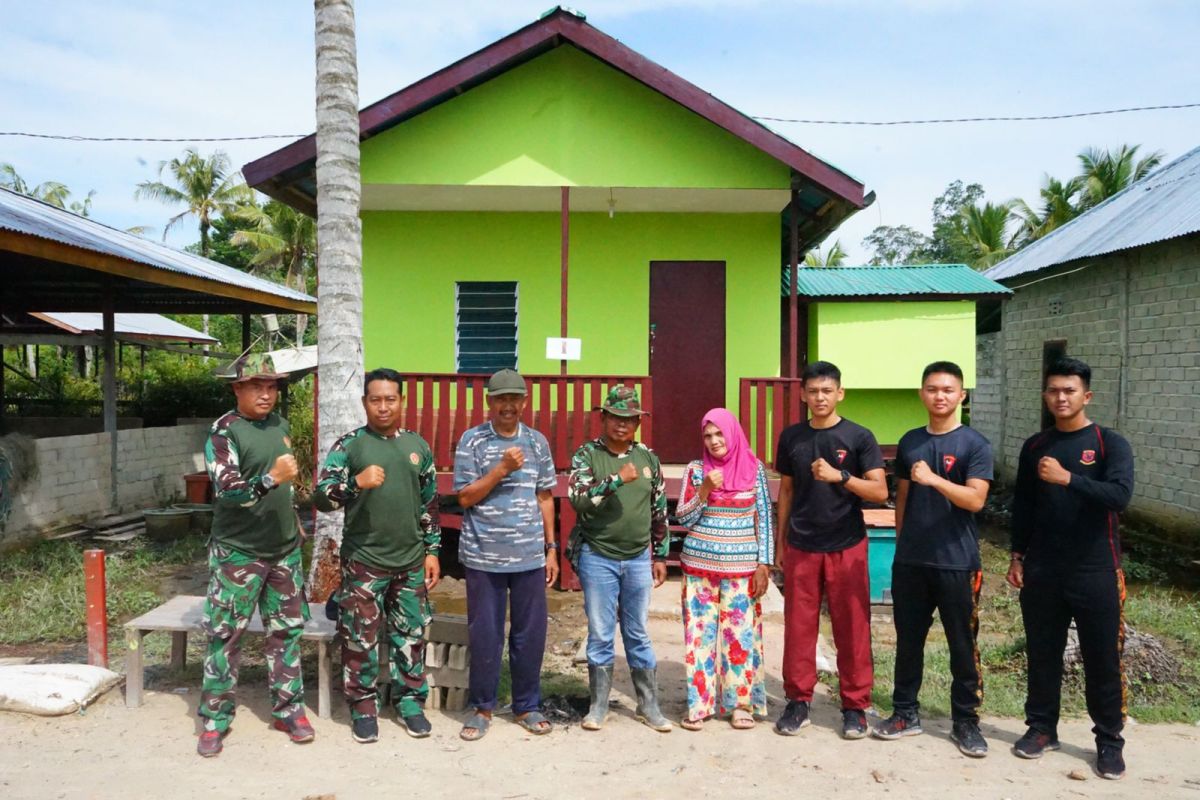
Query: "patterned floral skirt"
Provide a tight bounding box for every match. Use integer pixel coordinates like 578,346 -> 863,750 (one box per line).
682,571 -> 767,721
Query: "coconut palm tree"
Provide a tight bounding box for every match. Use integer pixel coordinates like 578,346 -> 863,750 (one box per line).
1013,175 -> 1081,245
1,163 -> 94,216
231,200 -> 317,344
955,201 -> 1018,269
804,239 -> 848,267
309,0 -> 365,599
1077,144 -> 1165,209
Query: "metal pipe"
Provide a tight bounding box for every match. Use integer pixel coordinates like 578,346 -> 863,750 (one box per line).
84,549 -> 108,668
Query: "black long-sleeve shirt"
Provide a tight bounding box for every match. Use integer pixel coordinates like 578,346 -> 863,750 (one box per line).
1011,423 -> 1134,572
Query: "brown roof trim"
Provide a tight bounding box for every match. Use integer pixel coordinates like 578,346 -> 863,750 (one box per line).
244,9 -> 865,209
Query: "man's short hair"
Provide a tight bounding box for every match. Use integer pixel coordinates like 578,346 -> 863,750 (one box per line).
1044,357 -> 1091,390
801,360 -> 841,386
363,367 -> 403,396
922,360 -> 964,384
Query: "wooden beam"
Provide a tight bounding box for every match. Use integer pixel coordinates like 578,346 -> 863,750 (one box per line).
102,286 -> 118,509
788,188 -> 800,379
242,313 -> 252,352
560,186 -> 569,377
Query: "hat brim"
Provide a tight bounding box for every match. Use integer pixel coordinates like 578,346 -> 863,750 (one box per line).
231,372 -> 289,384
594,405 -> 649,417
487,388 -> 528,396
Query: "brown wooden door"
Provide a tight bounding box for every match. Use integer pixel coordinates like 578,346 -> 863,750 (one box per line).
649,261 -> 726,463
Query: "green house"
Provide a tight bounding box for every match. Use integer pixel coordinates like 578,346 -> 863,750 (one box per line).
245,7 -> 869,463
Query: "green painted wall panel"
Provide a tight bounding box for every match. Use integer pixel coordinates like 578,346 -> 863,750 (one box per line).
837,389 -> 931,446
360,46 -> 789,190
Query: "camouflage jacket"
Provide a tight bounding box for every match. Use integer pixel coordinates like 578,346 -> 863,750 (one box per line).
568,438 -> 668,560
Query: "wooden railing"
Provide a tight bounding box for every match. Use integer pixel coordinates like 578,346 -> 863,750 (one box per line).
739,377 -> 805,468
398,373 -> 652,470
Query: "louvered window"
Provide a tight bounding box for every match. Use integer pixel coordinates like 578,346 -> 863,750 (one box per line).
455,281 -> 518,373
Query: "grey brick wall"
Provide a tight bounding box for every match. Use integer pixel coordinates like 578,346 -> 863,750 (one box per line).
985,234 -> 1200,531
972,332 -> 1003,454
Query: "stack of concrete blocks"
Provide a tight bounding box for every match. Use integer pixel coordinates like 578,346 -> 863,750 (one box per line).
424,613 -> 470,712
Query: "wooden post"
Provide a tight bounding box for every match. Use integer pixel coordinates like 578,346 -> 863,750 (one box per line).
788,187 -> 800,378
560,186 -> 570,376
242,313 -> 252,352
84,549 -> 108,668
102,287 -> 118,509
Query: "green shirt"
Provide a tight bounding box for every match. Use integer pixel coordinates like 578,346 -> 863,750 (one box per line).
205,410 -> 299,561
313,426 -> 439,571
568,438 -> 668,561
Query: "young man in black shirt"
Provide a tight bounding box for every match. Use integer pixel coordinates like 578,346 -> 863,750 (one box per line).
872,361 -> 992,757
774,361 -> 888,740
1008,357 -> 1134,780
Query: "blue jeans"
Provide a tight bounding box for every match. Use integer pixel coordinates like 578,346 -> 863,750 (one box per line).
577,543 -> 657,669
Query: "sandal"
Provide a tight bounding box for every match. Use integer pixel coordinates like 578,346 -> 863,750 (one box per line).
730,709 -> 755,730
681,717 -> 706,731
459,711 -> 491,741
514,710 -> 552,735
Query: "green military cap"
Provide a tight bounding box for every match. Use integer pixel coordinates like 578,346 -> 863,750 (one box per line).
486,368 -> 527,396
216,352 -> 288,384
595,384 -> 649,417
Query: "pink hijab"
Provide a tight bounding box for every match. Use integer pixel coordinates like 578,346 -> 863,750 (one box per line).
700,408 -> 758,498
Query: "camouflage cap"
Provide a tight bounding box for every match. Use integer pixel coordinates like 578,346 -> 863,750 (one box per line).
217,352 -> 288,384
594,384 -> 649,417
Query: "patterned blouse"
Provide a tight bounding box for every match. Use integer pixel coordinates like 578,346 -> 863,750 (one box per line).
675,459 -> 775,578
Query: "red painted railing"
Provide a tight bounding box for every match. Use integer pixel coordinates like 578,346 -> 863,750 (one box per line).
398,373 -> 652,470
739,377 -> 806,469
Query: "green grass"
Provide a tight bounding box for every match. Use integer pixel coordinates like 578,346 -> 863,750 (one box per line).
0,537 -> 207,645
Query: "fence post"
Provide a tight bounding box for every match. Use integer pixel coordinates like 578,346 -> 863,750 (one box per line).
84,549 -> 108,668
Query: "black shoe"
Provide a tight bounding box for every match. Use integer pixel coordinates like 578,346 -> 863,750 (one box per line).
951,720 -> 988,757
401,711 -> 433,738
774,700 -> 811,736
841,709 -> 868,740
1012,727 -> 1060,759
872,712 -> 923,740
1096,744 -> 1125,780
351,716 -> 378,744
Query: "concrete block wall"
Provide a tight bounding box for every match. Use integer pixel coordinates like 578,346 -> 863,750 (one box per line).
2,423 -> 208,547
971,332 -> 1003,453
988,234 -> 1200,531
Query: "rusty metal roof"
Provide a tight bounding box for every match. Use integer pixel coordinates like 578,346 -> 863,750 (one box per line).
781,264 -> 1011,298
986,145 -> 1200,282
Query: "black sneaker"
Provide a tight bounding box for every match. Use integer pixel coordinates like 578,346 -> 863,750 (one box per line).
351,716 -> 378,744
951,720 -> 988,757
401,710 -> 433,738
872,712 -> 923,740
841,709 -> 868,740
774,700 -> 811,736
1096,744 -> 1125,780
1012,727 -> 1060,759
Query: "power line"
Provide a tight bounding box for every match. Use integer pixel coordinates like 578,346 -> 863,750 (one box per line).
753,102 -> 1200,125
1,102 -> 1197,143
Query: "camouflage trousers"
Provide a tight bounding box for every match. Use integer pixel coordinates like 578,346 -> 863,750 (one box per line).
338,558 -> 432,720
198,543 -> 310,733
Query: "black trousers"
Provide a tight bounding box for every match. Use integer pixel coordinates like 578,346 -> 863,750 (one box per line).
891,563 -> 983,722
1020,566 -> 1125,747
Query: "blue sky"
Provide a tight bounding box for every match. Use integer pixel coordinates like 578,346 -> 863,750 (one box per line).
3,0 -> 1198,263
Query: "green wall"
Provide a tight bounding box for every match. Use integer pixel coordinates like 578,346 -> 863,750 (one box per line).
837,389 -> 932,446
360,46 -> 790,190
362,211 -> 780,409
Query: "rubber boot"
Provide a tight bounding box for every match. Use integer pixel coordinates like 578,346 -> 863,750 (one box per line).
631,667 -> 673,732
581,664 -> 613,731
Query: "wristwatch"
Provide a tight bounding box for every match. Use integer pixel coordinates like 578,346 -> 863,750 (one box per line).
545,541 -> 560,551
839,469 -> 851,485
261,473 -> 277,490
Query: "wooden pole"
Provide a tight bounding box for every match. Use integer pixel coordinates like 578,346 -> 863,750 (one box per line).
788,187 -> 800,378
102,286 -> 118,509
242,313 -> 252,352
84,549 -> 108,668
560,186 -> 570,376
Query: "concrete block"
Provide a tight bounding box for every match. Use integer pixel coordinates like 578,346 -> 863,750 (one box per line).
447,644 -> 470,670
444,687 -> 467,712
426,642 -> 448,669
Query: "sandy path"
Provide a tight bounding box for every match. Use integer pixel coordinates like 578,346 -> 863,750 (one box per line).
2,596 -> 1198,799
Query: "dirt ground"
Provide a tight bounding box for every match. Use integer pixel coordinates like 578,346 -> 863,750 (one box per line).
2,581 -> 1199,800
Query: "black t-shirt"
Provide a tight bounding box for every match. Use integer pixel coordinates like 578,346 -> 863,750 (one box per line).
1011,424 -> 1134,573
776,418 -> 884,553
895,425 -> 994,570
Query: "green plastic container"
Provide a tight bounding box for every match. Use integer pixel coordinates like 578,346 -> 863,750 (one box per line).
143,508 -> 192,542
172,502 -> 214,534
867,527 -> 897,604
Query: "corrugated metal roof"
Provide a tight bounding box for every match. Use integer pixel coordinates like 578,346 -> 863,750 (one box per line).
32,312 -> 217,343
986,145 -> 1200,282
0,187 -> 314,305
781,264 -> 1011,298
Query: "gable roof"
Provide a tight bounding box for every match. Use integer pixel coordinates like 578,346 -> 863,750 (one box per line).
986,145 -> 1200,282
244,7 -> 866,219
30,312 -> 217,343
781,264 -> 1011,299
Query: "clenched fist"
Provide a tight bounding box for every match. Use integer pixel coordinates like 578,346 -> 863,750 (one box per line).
1038,456 -> 1071,486
618,462 -> 640,484
702,468 -> 724,494
269,454 -> 298,484
355,465 -> 386,490
910,460 -> 936,486
811,457 -> 842,484
501,447 -> 525,475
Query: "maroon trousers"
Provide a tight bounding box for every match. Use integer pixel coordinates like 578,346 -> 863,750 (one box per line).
782,537 -> 873,710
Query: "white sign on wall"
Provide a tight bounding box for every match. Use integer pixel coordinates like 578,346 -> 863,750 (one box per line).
546,337 -> 582,361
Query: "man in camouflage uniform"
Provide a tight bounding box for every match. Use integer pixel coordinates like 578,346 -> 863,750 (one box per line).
198,353 -> 312,758
568,385 -> 672,733
314,367 -> 440,743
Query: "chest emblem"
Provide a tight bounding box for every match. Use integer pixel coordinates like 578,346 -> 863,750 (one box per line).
1080,449 -> 1096,465
835,449 -> 848,465
642,466 -> 652,479
943,454 -> 957,472
409,452 -> 420,465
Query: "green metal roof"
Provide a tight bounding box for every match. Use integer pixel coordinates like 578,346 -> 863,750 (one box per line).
780,264 -> 1012,298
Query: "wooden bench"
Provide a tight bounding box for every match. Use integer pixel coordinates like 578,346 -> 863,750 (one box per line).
123,595 -> 337,719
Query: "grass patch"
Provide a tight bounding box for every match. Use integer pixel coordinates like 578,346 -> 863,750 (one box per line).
0,536 -> 207,645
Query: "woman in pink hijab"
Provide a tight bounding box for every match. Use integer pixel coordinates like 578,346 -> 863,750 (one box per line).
675,408 -> 775,730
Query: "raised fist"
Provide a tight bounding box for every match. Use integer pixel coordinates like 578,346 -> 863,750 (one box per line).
355,465 -> 386,490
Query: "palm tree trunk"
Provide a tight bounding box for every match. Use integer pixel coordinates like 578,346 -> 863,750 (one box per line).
308,0 -> 364,601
